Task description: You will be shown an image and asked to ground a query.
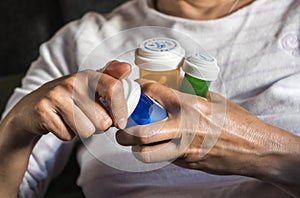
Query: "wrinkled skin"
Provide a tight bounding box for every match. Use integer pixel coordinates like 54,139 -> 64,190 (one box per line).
116,79 -> 300,197
0,61 -> 131,197
13,60 -> 131,140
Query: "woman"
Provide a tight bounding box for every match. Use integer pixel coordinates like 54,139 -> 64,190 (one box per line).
0,0 -> 299,197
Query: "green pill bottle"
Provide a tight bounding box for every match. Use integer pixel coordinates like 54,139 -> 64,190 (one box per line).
180,53 -> 220,97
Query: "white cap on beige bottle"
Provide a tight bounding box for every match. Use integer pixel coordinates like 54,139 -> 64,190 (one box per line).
135,37 -> 185,71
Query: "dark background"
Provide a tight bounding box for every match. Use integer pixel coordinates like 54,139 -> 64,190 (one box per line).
0,0 -> 128,113
0,0 -> 127,76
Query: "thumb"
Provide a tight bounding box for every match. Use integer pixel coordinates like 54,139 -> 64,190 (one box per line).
136,79 -> 181,113
99,60 -> 132,79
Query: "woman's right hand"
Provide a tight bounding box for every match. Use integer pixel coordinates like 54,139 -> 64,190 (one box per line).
7,60 -> 131,140
0,60 -> 131,197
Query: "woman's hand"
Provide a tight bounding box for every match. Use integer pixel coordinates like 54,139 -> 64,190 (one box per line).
0,60 -> 131,197
8,60 -> 131,140
116,79 -> 300,197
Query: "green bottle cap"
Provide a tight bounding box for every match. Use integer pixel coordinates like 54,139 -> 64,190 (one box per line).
182,53 -> 219,81
180,53 -> 219,97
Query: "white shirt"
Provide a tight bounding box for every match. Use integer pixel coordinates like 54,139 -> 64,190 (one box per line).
2,0 -> 300,197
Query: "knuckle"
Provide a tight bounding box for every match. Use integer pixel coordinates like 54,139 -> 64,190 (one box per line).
63,76 -> 76,91
170,95 -> 180,107
139,147 -> 152,163
135,127 -> 152,144
139,135 -> 151,144
46,88 -> 65,105
82,69 -> 94,75
34,98 -> 49,117
103,79 -> 122,101
182,149 -> 202,163
94,110 -> 113,131
142,82 -> 159,93
110,79 -> 123,93
103,78 -> 117,95
98,117 -> 113,131
81,69 -> 96,80
164,93 -> 181,113
86,124 -> 97,137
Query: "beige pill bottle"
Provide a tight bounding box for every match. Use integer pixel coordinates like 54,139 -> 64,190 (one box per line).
135,37 -> 185,89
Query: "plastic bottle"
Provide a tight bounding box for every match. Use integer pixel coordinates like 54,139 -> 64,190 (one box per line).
135,37 -> 185,89
122,79 -> 167,127
180,53 -> 220,97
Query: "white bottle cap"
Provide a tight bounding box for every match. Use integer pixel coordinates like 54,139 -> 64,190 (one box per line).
135,37 -> 185,71
182,53 -> 220,81
121,79 -> 141,117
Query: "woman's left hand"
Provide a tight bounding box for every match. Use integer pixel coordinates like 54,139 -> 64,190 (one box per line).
116,79 -> 300,195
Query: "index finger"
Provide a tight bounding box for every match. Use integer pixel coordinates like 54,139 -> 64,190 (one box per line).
116,119 -> 181,146
87,70 -> 128,129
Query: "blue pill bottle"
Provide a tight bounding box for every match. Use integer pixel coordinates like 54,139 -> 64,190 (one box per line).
122,79 -> 167,127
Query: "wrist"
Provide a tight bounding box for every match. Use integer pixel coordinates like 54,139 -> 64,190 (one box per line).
246,123 -> 300,195
1,110 -> 41,148
0,112 -> 41,196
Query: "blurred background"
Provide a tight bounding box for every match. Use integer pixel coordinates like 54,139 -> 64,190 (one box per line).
0,0 -> 128,113
0,0 -> 128,76
0,0 -> 128,197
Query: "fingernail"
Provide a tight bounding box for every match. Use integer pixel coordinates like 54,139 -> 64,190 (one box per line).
118,118 -> 127,129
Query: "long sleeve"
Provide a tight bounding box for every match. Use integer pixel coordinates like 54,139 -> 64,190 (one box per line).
241,72 -> 300,136
1,12 -> 106,197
